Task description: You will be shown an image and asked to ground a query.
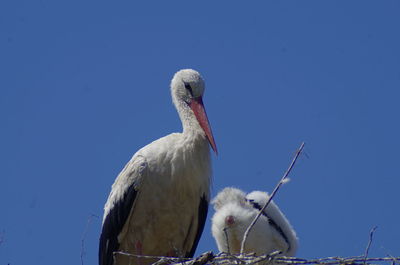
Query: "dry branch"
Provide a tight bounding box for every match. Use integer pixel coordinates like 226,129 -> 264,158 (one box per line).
0,229 -> 4,247
80,214 -> 99,265
240,142 -> 305,254
363,226 -> 378,264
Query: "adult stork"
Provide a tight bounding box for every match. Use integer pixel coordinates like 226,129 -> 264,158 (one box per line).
99,69 -> 217,265
211,187 -> 298,256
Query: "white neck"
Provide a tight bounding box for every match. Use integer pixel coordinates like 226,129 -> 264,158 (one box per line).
174,100 -> 205,136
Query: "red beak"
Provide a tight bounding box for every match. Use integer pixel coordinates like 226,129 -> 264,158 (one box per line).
189,97 -> 218,154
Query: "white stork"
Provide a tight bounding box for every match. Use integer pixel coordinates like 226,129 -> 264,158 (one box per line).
99,69 -> 217,265
211,187 -> 298,256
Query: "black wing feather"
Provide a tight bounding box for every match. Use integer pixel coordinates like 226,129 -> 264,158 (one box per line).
247,199 -> 291,251
99,184 -> 138,265
186,194 -> 209,258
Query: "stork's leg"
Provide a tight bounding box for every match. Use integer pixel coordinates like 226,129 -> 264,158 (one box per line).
166,243 -> 180,258
135,241 -> 143,265
166,249 -> 177,257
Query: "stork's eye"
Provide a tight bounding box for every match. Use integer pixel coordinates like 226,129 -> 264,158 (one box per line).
184,82 -> 194,96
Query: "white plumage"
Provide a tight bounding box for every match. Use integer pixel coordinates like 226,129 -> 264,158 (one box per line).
99,69 -> 217,265
211,187 -> 298,257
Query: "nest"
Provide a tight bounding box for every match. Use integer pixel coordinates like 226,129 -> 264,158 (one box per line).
114,251 -> 400,265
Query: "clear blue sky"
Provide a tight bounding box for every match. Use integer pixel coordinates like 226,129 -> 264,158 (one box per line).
1,1 -> 400,264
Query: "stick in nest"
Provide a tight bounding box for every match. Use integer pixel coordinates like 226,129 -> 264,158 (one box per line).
239,142 -> 305,254
363,226 -> 378,265
223,227 -> 231,254
80,214 -> 99,265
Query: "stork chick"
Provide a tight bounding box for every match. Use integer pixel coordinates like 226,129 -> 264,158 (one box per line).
211,187 -> 298,257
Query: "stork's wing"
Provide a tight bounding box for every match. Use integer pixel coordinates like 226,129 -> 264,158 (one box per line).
186,194 -> 209,258
99,155 -> 147,265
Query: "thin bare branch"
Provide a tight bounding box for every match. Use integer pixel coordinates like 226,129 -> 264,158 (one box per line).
222,228 -> 230,254
0,229 -> 4,247
80,214 -> 99,265
387,254 -> 400,265
190,251 -> 214,265
239,142 -> 305,254
114,251 -> 191,262
363,226 -> 378,264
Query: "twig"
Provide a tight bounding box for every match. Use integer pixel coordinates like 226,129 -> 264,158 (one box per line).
0,229 -> 4,247
223,228 -> 230,254
114,251 -> 191,262
216,252 -> 247,264
386,254 -> 398,265
191,251 -> 214,265
116,251 -> 233,265
248,250 -> 282,265
363,226 -> 378,264
239,142 -> 305,254
80,214 -> 99,265
379,246 -> 400,265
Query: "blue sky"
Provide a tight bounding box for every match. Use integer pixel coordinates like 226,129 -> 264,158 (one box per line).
1,1 -> 400,264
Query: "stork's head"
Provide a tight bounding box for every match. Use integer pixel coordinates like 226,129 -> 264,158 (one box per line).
171,69 -> 205,104
211,195 -> 257,254
171,69 -> 217,154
